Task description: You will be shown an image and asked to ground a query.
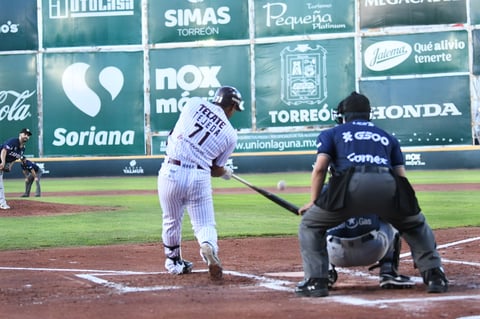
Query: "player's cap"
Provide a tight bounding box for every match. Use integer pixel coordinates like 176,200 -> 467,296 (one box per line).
212,86 -> 244,111
20,156 -> 26,160
20,128 -> 32,136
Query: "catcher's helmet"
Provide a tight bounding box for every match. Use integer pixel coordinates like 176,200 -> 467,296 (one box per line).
334,91 -> 371,124
212,86 -> 244,111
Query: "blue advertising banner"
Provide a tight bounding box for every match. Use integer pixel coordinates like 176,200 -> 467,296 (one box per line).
149,45 -> 251,131
42,0 -> 142,47
255,39 -> 355,128
42,52 -> 145,156
0,0 -> 38,51
0,54 -> 38,157
148,0 -> 249,43
360,76 -> 471,146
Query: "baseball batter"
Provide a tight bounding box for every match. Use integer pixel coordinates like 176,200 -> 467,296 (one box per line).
158,86 -> 243,280
0,128 -> 32,210
326,215 -> 414,289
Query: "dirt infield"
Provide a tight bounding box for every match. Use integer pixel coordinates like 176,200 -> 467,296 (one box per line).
1,184 -> 479,319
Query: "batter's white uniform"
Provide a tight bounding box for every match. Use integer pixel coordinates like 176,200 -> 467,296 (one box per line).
158,96 -> 237,265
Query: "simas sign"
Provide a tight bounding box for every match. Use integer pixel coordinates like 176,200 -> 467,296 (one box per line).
149,46 -> 251,131
148,0 -> 248,43
42,52 -> 144,156
360,75 -> 471,146
362,31 -> 468,77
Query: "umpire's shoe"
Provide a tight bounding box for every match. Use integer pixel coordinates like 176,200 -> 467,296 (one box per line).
380,273 -> 415,289
423,267 -> 448,293
295,278 -> 329,297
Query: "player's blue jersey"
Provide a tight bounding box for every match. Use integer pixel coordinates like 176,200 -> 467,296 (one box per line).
316,120 -> 404,174
21,160 -> 40,172
327,215 -> 380,238
1,138 -> 25,163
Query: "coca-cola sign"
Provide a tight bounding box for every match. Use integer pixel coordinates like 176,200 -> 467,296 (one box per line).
0,90 -> 35,121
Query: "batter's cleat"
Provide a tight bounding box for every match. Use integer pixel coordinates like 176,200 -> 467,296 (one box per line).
295,278 -> 329,297
0,203 -> 10,210
423,267 -> 448,293
200,242 -> 222,280
380,273 -> 415,289
165,257 -> 193,275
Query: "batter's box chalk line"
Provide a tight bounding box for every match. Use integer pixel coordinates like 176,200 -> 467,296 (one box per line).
75,269 -> 294,294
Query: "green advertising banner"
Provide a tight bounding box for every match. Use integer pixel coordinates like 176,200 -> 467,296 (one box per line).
360,0 -> 467,29
254,0 -> 354,38
42,52 -> 145,156
149,45 -> 251,131
0,0 -> 38,51
255,39 -> 355,128
362,31 -> 468,77
360,76 -> 471,147
472,0 -> 480,25
0,54 -> 38,156
473,30 -> 480,75
148,0 -> 248,43
42,0 -> 141,47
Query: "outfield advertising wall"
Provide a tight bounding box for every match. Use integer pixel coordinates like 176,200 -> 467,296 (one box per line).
1,0 -> 479,176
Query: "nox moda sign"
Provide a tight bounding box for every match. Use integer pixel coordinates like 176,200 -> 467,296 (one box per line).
362,31 -> 468,77
148,0 -> 248,43
149,45 -> 251,132
360,0 -> 467,29
360,76 -> 471,147
42,0 -> 141,47
255,39 -> 355,128
0,0 -> 38,51
254,0 -> 354,38
42,52 -> 144,156
0,54 -> 38,157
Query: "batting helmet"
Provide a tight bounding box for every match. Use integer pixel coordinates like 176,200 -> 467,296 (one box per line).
212,86 -> 244,111
334,91 -> 371,124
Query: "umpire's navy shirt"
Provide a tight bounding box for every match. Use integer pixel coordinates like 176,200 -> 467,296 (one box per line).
21,160 -> 40,173
327,215 -> 380,238
316,119 -> 404,173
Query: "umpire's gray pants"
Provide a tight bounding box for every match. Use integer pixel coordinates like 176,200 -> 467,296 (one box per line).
299,171 -> 442,279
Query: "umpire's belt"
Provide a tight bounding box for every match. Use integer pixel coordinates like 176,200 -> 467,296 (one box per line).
328,233 -> 375,245
167,158 -> 204,170
354,166 -> 390,174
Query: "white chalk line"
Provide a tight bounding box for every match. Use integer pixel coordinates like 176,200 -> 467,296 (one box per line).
0,235 -> 479,308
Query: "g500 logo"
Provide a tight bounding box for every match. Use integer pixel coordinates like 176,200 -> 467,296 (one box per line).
54,62 -> 134,147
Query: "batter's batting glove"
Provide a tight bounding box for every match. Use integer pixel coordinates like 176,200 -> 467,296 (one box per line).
221,166 -> 233,180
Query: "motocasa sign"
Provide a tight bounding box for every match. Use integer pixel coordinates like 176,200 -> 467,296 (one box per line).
42,52 -> 145,156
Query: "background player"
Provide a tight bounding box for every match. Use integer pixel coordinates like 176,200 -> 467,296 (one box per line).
0,128 -> 32,210
158,86 -> 243,280
20,156 -> 43,197
326,215 -> 414,289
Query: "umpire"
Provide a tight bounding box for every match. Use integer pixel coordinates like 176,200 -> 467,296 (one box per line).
296,92 -> 448,297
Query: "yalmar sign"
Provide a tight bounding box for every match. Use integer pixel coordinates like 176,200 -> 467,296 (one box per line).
48,0 -> 134,18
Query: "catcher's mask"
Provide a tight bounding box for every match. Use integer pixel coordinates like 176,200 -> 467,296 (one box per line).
333,91 -> 371,124
212,86 -> 244,111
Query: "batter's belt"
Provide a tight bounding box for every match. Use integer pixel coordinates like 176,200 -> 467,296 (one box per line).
167,158 -> 204,170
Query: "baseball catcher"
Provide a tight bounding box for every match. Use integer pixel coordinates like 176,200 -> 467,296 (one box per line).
326,215 -> 414,289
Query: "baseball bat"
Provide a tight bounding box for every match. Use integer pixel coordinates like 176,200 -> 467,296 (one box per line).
231,174 -> 299,215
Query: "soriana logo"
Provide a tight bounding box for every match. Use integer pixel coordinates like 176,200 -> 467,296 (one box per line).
364,40 -> 412,71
